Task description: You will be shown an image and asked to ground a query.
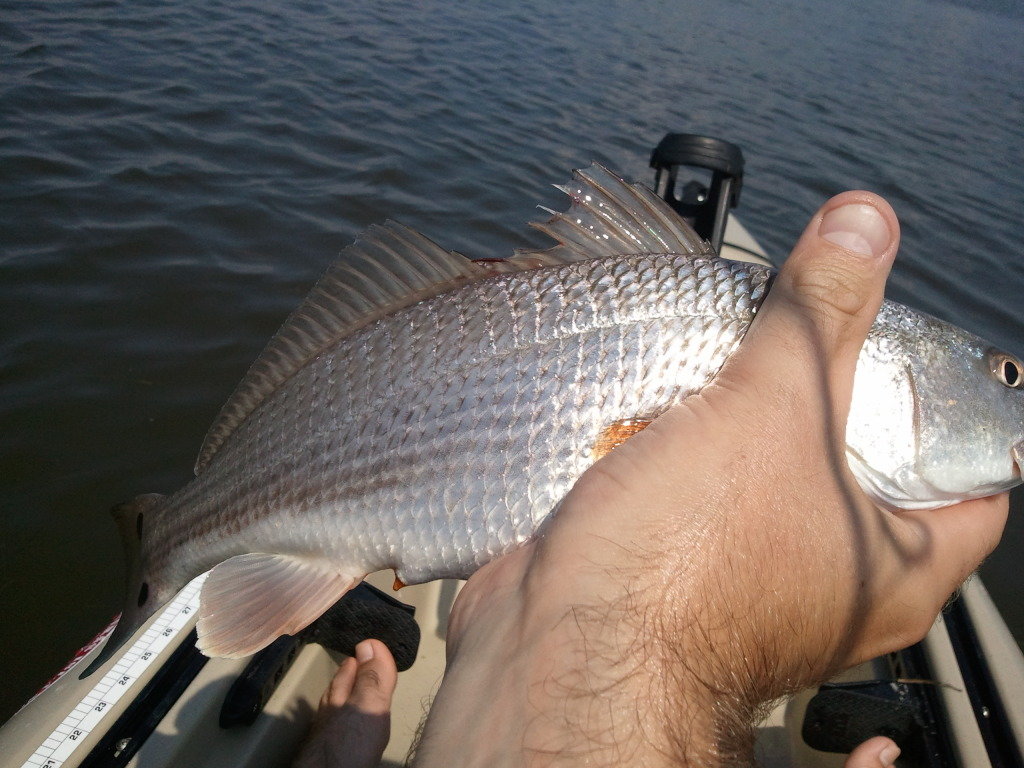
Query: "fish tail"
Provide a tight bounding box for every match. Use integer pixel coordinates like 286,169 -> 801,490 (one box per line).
79,493 -> 169,678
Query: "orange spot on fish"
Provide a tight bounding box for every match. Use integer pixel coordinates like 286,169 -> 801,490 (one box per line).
592,418 -> 652,460
393,575 -> 406,591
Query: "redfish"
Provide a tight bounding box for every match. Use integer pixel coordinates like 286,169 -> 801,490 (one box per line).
87,165 -> 1024,672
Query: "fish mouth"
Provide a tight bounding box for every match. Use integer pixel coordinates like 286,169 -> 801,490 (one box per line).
1014,441 -> 1024,479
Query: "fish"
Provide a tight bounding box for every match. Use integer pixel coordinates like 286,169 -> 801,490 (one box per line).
84,164 -> 1024,674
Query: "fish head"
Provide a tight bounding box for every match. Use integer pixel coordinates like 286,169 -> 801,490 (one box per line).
846,302 -> 1024,510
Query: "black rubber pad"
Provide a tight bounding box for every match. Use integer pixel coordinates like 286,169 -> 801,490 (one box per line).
303,581 -> 420,672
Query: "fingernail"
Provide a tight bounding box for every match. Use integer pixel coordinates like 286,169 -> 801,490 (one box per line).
879,744 -> 901,766
355,640 -> 375,663
819,203 -> 891,257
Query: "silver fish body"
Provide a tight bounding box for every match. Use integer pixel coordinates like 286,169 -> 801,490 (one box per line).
156,252 -> 769,589
90,165 -> 1024,669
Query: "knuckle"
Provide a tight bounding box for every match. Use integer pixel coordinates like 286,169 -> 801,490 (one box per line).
358,667 -> 384,691
573,445 -> 646,500
788,259 -> 872,328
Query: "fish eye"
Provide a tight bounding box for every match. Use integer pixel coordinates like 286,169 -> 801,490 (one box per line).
990,351 -> 1024,388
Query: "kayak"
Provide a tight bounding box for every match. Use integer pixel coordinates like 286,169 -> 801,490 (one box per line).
2,134 -> 1022,768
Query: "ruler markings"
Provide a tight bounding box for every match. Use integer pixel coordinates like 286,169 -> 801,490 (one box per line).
19,573 -> 208,768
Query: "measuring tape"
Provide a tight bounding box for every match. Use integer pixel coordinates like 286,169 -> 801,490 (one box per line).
21,573 -> 209,768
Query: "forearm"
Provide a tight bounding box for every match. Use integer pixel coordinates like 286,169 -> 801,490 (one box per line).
411,576 -> 758,768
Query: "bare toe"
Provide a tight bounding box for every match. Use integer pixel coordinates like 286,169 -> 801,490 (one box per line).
844,735 -> 901,768
294,640 -> 399,768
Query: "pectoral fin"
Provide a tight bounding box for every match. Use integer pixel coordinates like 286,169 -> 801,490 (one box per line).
196,553 -> 360,659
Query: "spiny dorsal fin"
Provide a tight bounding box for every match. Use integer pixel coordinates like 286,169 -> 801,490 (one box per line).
514,163 -> 714,263
195,221 -> 502,474
195,166 -> 710,473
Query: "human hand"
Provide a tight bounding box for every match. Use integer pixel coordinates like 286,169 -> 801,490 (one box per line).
410,193 -> 1008,767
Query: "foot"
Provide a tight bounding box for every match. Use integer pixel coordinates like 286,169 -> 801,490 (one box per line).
845,736 -> 901,768
293,639 -> 398,768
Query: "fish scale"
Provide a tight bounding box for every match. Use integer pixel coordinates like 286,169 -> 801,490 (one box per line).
83,164 -> 1024,672
151,252 -> 763,584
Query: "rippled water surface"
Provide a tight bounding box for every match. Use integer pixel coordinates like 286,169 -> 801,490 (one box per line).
2,0 -> 1023,720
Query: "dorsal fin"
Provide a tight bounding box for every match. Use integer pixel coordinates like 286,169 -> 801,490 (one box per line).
194,165 -> 710,474
514,163 -> 714,263
195,221 -> 500,474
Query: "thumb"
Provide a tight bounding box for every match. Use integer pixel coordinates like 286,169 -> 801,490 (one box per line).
725,192 -> 900,423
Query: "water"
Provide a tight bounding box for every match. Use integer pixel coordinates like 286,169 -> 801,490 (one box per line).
2,0 -> 1023,721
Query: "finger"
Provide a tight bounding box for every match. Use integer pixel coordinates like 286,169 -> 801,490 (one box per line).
770,191 -> 898,362
724,192 -> 899,419
844,735 -> 901,767
346,639 -> 398,716
892,493 -> 1009,618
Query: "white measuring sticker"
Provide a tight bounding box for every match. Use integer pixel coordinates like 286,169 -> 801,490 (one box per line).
20,572 -> 209,768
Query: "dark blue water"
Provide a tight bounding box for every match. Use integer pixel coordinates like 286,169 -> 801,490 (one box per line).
2,0 -> 1023,720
